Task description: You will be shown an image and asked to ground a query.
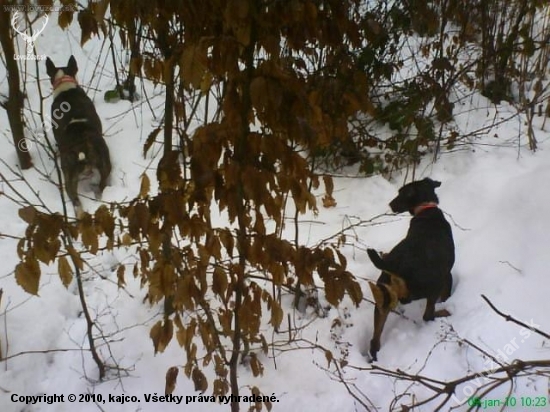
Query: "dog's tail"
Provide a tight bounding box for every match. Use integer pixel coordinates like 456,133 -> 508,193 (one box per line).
367,248 -> 394,272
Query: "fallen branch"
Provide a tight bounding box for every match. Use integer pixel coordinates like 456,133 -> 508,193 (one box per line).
481,294 -> 550,340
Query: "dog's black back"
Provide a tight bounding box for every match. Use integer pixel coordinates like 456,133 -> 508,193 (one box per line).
51,89 -> 102,136
46,56 -> 111,217
371,206 -> 454,298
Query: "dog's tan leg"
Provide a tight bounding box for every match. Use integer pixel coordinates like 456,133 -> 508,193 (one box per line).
370,305 -> 390,361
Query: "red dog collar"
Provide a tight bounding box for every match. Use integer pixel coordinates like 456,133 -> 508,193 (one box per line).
53,75 -> 78,91
414,202 -> 438,215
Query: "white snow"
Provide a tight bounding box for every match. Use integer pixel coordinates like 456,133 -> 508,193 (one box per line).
1,11 -> 549,412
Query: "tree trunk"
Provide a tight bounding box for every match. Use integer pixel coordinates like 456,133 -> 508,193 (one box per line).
0,4 -> 33,169
163,59 -> 174,155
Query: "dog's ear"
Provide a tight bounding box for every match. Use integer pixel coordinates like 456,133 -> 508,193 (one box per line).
424,177 -> 441,188
45,57 -> 56,78
67,55 -> 78,76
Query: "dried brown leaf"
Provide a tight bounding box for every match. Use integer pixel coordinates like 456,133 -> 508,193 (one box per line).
269,299 -> 283,328
143,127 -> 161,158
191,367 -> 208,393
325,349 -> 333,367
213,378 -> 229,397
180,44 -> 206,89
116,264 -> 126,288
165,366 -> 179,395
249,353 -> 264,377
58,10 -> 73,30
139,173 -> 150,199
212,267 -> 228,298
150,319 -> 173,354
81,223 -> 98,255
77,10 -> 98,46
18,206 -> 37,224
121,233 -> 133,246
15,258 -> 41,295
95,205 -> 115,239
58,256 -> 73,288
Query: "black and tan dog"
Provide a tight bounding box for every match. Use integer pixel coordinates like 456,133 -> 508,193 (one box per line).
46,56 -> 111,218
367,178 -> 454,361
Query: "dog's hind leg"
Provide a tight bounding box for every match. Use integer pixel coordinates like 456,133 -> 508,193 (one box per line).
96,151 -> 112,200
63,170 -> 84,218
369,280 -> 390,360
369,305 -> 390,361
439,272 -> 453,302
423,296 -> 451,321
93,177 -> 106,200
93,163 -> 111,201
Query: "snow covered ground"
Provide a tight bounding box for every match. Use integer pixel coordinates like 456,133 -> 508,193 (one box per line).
1,12 -> 549,412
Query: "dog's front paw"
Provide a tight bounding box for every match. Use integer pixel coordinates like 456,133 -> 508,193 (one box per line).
367,248 -> 380,261
367,248 -> 389,271
369,339 -> 380,362
368,353 -> 378,363
434,309 -> 451,318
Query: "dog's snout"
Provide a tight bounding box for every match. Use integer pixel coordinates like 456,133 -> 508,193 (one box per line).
389,196 -> 406,213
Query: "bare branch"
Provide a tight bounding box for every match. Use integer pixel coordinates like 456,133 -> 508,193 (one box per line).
481,294 -> 550,340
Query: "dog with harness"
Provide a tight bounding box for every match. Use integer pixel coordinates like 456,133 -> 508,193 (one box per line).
45,55 -> 111,218
367,178 -> 455,361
